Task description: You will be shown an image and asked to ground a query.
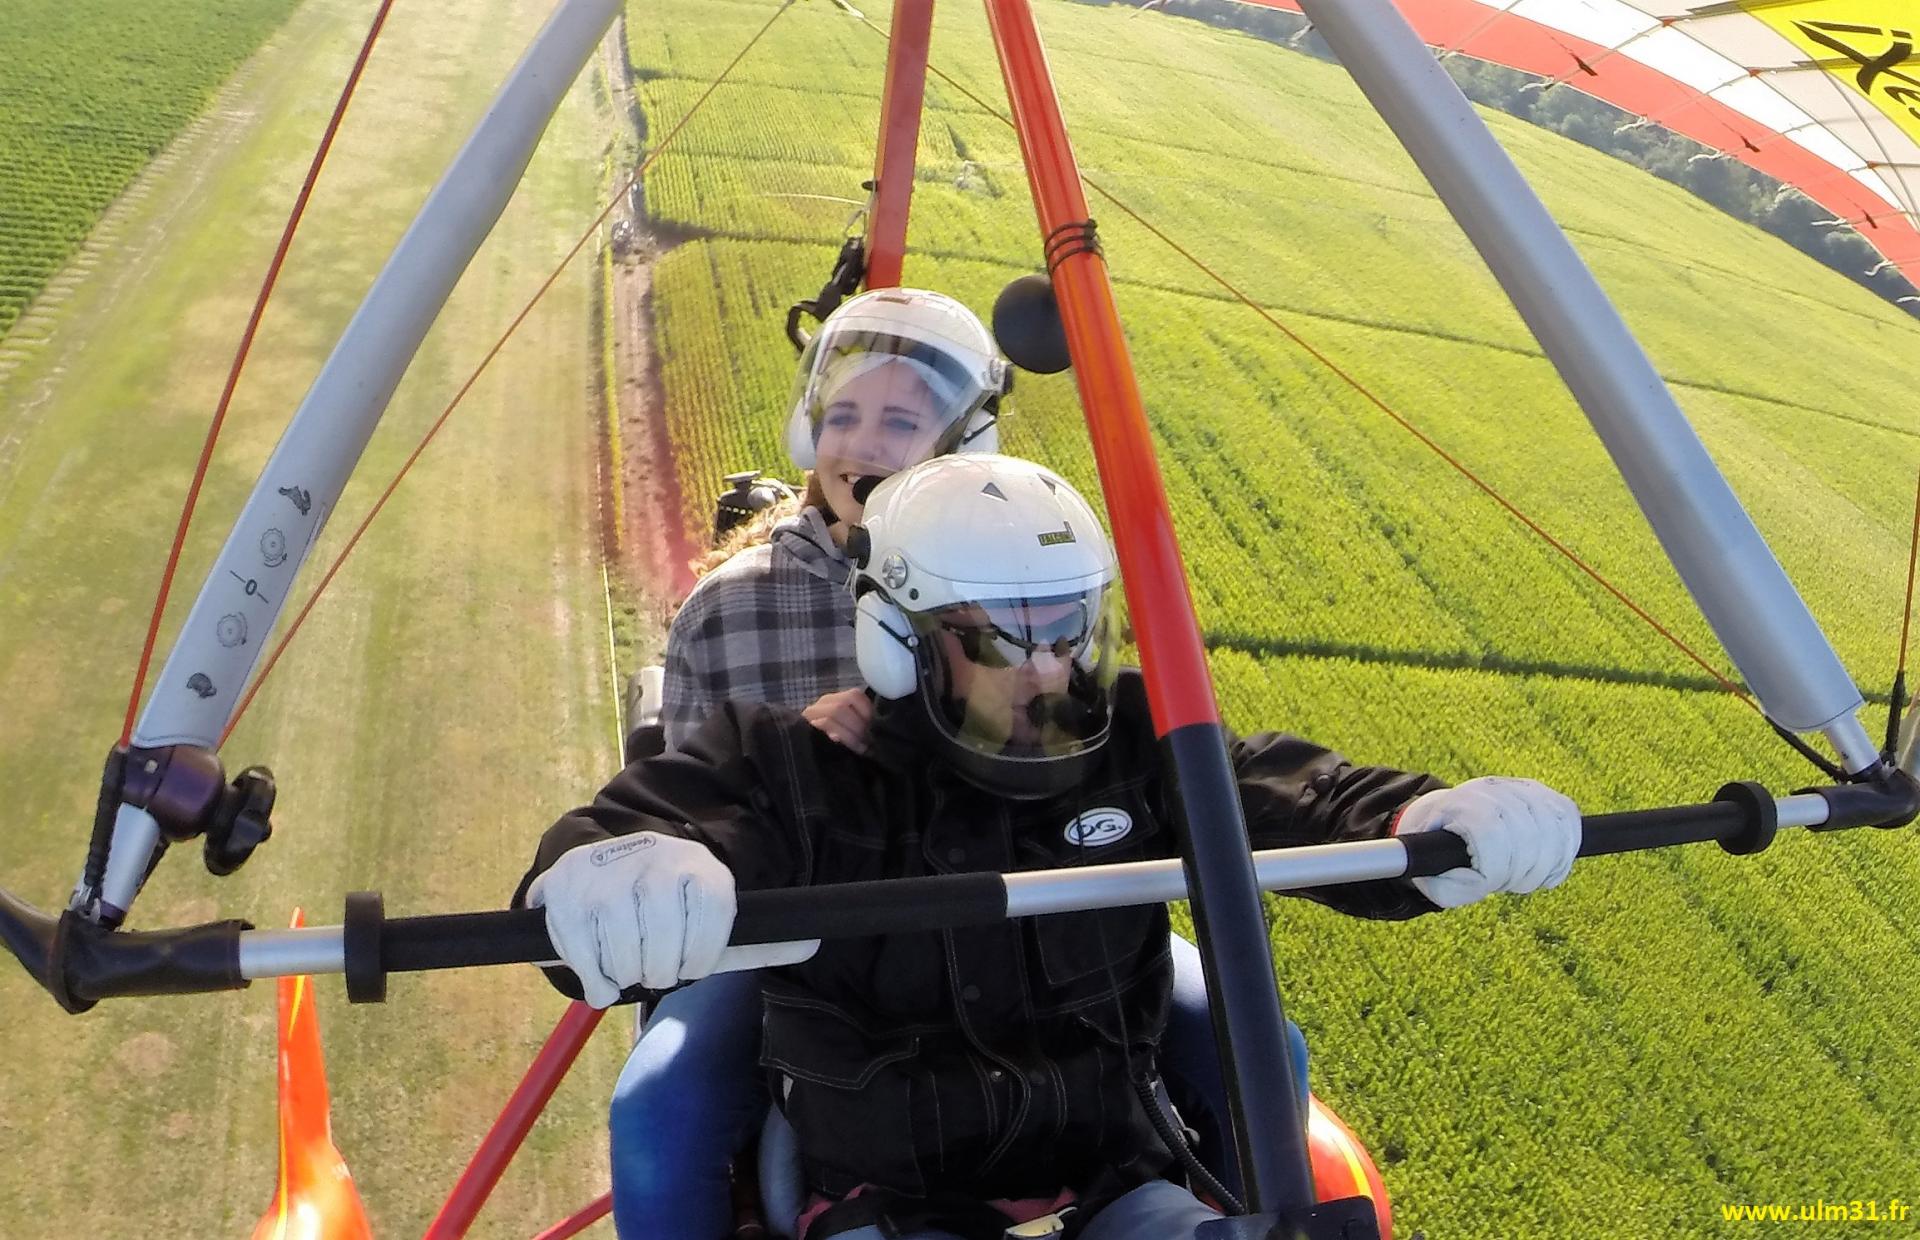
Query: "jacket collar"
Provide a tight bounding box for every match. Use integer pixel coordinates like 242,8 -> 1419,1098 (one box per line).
771,505 -> 851,587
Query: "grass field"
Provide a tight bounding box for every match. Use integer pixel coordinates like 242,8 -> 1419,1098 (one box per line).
0,0 -> 629,1234
622,1 -> 1920,1236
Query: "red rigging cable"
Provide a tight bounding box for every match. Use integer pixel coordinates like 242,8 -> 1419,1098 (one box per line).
1075,184 -> 1758,708
215,0 -> 1761,740
222,0 -> 792,741
871,16 -> 1758,711
121,0 -> 399,748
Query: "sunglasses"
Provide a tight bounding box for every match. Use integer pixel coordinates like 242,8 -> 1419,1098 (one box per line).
940,602 -> 1094,670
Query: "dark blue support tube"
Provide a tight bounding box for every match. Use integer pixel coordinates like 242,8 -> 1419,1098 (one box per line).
1163,722 -> 1316,1216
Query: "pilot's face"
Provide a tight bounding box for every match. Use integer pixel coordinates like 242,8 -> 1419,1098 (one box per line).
934,600 -> 1080,750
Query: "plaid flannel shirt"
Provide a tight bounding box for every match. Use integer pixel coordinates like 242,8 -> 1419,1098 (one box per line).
661,505 -> 862,750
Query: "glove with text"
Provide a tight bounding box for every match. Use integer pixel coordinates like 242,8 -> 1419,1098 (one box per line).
527,832 -> 819,1008
1394,776 -> 1581,909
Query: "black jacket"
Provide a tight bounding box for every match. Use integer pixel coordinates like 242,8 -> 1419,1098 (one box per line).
517,671 -> 1443,1200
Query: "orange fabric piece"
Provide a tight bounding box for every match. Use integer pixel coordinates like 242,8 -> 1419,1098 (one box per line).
1308,1094 -> 1393,1240
252,910 -> 372,1240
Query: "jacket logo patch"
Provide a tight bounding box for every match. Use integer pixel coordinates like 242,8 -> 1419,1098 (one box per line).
1065,808 -> 1132,848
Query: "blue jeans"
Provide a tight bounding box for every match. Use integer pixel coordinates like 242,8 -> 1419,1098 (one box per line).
609,969 -> 769,1238
608,938 -> 1309,1239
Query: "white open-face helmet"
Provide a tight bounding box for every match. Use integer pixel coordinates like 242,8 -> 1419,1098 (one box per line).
786,287 -> 1011,476
847,455 -> 1120,800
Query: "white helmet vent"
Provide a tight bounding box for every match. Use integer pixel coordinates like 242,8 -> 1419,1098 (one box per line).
981,482 -> 1008,501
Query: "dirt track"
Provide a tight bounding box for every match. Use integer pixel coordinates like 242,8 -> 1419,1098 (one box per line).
599,17 -> 698,604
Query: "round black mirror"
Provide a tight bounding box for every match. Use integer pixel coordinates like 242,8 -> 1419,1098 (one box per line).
992,274 -> 1071,375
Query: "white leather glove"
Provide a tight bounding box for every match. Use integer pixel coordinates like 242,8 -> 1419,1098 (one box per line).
526,833 -> 820,1008
1393,776 -> 1581,909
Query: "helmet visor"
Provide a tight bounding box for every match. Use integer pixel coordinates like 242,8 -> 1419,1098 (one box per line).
793,330 -> 996,477
910,589 -> 1119,770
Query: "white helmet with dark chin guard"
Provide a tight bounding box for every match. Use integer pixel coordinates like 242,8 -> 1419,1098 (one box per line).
845,455 -> 1119,800
785,287 -> 1009,475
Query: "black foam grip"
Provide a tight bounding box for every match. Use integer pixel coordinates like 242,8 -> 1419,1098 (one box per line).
1397,829 -> 1472,877
733,873 -> 1007,942
1578,802 -> 1745,856
385,907 -> 554,972
1402,797 -> 1768,876
378,874 -> 1009,976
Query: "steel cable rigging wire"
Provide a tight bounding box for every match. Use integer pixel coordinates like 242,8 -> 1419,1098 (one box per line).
121,0 -> 400,747
220,1 -> 796,740
853,11 -> 1770,720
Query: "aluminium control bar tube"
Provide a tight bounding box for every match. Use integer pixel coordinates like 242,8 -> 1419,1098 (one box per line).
7,776 -> 1911,1012
1296,0 -> 1880,776
79,0 -> 622,927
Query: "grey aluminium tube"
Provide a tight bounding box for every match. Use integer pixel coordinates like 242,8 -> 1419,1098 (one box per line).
233,791 -> 1836,981
1006,787 -> 1834,912
89,0 -> 622,922
1297,0 -> 1878,775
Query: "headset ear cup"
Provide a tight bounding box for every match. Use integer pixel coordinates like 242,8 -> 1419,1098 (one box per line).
786,403 -> 816,470
855,592 -> 918,700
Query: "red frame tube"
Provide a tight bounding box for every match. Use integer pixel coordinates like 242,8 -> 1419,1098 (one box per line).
530,1193 -> 612,1240
979,0 -> 1216,736
864,0 -> 935,289
983,0 -> 1317,1215
423,1001 -> 606,1239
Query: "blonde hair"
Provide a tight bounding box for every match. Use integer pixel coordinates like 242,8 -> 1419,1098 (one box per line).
688,487 -> 805,581
663,471 -> 836,624
801,471 -> 828,515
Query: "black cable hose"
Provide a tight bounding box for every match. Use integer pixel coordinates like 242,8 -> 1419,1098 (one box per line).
1068,781 -> 1251,1219
1885,669 -> 1906,761
80,745 -> 128,908
1133,1075 -> 1244,1216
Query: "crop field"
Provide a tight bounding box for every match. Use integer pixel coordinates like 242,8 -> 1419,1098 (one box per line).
0,0 -> 625,1234
626,0 -> 1920,1236
0,0 -> 301,339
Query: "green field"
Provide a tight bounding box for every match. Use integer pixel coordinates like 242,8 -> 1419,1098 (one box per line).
0,0 -> 627,1234
0,0 -> 302,339
625,1 -> 1920,1236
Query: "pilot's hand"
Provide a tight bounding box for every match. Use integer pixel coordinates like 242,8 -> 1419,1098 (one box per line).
1394,776 -> 1581,909
527,833 -> 817,1007
802,687 -> 875,754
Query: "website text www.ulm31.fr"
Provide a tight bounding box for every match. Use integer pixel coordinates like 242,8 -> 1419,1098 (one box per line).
1720,1200 -> 1910,1224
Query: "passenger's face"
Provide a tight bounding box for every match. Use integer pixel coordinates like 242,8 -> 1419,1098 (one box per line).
936,601 -> 1079,750
813,360 -> 946,526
